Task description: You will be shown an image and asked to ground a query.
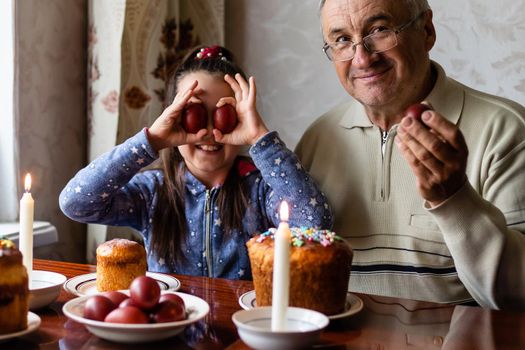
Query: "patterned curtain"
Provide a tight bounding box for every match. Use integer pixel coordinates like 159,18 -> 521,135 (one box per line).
87,0 -> 224,262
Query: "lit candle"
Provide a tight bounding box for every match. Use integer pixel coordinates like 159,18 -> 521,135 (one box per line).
271,201 -> 291,331
19,173 -> 34,286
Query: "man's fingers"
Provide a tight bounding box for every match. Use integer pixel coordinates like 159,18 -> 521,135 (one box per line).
421,111 -> 468,152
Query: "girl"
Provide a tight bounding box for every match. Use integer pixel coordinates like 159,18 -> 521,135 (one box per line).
60,45 -> 332,279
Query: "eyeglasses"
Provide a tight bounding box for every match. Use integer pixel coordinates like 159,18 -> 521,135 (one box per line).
322,12 -> 426,62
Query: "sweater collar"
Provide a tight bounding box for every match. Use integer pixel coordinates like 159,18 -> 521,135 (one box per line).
338,61 -> 464,129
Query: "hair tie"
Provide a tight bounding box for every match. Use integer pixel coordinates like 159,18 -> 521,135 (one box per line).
195,45 -> 227,61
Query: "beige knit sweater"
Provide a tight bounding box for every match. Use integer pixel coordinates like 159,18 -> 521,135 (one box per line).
296,62 -> 525,309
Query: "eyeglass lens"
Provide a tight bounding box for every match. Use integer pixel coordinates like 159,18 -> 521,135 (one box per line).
329,31 -> 397,61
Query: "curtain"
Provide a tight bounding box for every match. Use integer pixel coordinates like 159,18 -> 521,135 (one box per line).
0,0 -> 18,222
3,0 -> 86,262
87,0 -> 224,262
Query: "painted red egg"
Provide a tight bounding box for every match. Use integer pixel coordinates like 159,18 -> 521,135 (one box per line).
213,105 -> 237,133
150,300 -> 186,323
129,276 -> 160,310
83,295 -> 116,321
405,103 -> 432,122
182,104 -> 207,133
104,306 -> 149,324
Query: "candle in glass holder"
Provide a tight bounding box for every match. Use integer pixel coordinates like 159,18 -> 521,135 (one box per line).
19,173 -> 34,286
271,201 -> 291,331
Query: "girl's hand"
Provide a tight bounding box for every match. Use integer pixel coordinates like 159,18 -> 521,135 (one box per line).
148,80 -> 208,152
213,74 -> 269,145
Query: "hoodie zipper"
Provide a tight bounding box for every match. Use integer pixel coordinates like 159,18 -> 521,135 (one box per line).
204,189 -> 213,277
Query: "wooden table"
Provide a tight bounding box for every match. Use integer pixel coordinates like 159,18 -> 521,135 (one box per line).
5,259 -> 524,349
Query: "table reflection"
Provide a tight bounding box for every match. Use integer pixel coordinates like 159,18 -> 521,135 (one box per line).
442,305 -> 525,350
14,260 -> 525,350
321,294 -> 455,349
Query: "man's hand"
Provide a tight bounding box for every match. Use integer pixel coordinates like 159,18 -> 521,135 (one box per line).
395,109 -> 468,207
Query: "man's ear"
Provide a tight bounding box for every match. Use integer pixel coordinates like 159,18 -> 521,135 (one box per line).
423,10 -> 436,52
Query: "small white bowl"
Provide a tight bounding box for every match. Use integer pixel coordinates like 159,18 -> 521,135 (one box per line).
232,307 -> 329,350
29,270 -> 67,310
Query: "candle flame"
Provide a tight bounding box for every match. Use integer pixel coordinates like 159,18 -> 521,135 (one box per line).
279,201 -> 289,222
24,173 -> 32,192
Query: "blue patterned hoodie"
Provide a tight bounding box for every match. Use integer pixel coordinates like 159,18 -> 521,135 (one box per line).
59,129 -> 333,279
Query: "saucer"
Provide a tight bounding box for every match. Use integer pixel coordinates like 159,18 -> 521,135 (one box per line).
62,291 -> 209,343
0,312 -> 41,343
238,290 -> 363,320
63,272 -> 181,296
232,306 -> 328,349
30,270 -> 67,310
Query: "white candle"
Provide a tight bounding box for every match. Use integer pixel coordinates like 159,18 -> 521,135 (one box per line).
271,201 -> 291,331
19,173 -> 34,287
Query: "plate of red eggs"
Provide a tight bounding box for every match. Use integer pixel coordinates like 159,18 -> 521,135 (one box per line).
62,276 -> 209,343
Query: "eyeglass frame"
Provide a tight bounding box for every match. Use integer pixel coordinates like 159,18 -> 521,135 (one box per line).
322,11 -> 427,62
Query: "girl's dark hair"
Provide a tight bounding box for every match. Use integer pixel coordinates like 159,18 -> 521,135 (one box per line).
151,45 -> 249,269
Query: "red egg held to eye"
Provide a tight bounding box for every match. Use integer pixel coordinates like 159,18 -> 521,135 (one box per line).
182,104 -> 207,133
405,103 -> 432,123
213,104 -> 238,133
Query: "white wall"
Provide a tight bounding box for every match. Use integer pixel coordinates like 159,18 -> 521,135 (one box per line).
226,0 -> 525,149
16,0 -> 87,261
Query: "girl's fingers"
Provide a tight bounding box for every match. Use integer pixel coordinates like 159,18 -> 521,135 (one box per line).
174,80 -> 197,105
165,81 -> 197,120
248,76 -> 256,104
235,73 -> 250,100
212,129 -> 226,143
225,74 -> 243,101
196,128 -> 209,139
216,97 -> 236,108
182,128 -> 209,144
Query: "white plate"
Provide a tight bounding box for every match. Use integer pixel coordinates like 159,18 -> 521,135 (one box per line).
238,291 -> 363,320
62,291 -> 209,343
0,312 -> 41,343
30,270 -> 67,310
63,272 -> 181,296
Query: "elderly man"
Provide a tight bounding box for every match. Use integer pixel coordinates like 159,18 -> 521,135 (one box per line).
296,0 -> 525,309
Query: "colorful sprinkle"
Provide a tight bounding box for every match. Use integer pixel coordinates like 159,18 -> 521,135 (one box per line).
256,227 -> 342,247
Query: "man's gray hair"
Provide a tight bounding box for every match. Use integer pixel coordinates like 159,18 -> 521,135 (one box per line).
319,0 -> 431,20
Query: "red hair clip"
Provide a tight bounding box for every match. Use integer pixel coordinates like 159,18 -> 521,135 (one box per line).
195,45 -> 227,61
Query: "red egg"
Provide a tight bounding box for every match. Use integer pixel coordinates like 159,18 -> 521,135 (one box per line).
213,104 -> 237,133
119,297 -> 139,308
405,103 -> 432,127
83,295 -> 116,321
159,293 -> 185,306
101,291 -> 128,306
150,300 -> 186,323
182,104 -> 207,133
104,306 -> 149,324
129,276 -> 161,310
